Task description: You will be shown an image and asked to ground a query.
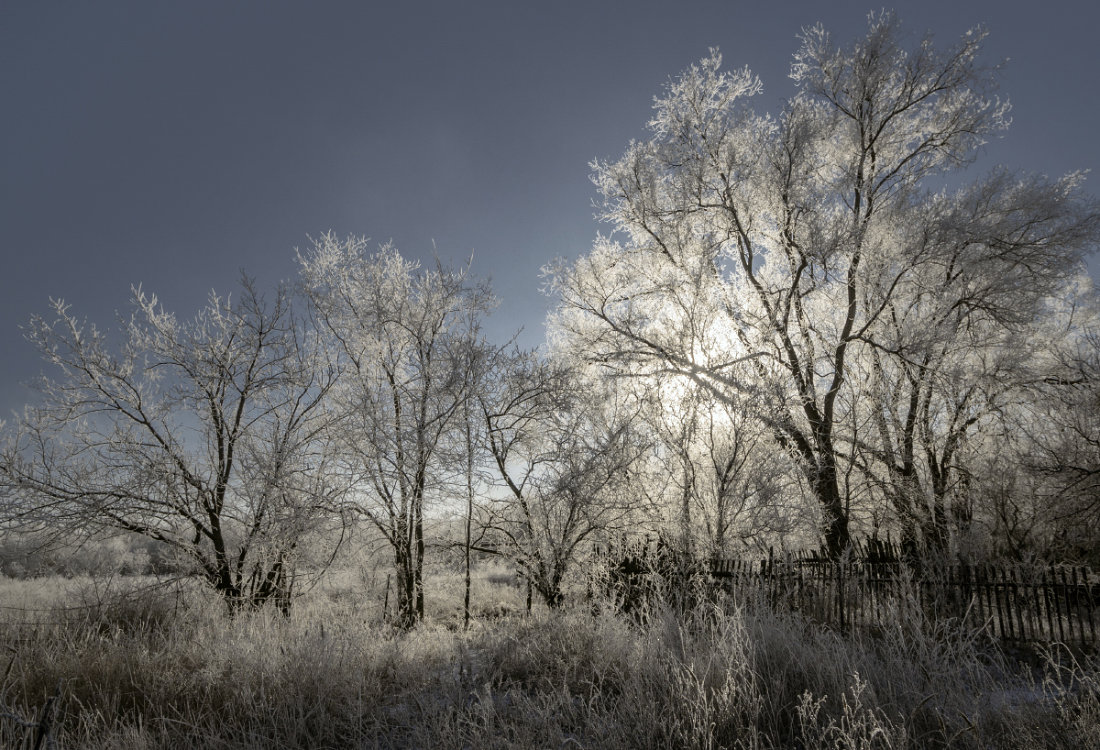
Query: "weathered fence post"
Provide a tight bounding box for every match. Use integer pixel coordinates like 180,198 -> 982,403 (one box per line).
836,561 -> 846,630
1051,566 -> 1067,642
31,681 -> 61,750
1060,567 -> 1075,643
1081,566 -> 1096,643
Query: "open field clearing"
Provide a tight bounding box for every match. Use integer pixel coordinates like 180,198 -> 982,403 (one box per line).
2,568 -> 1099,749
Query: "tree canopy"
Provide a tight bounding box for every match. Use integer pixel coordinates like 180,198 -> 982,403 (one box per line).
548,11 -> 1099,558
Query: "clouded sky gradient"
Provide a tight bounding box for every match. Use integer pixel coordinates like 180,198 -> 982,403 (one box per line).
2,0 -> 1098,416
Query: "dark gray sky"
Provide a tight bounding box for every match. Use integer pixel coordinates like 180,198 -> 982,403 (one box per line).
2,0 -> 1098,416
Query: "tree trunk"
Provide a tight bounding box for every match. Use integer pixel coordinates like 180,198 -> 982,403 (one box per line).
413,499 -> 425,622
394,539 -> 417,629
814,460 -> 850,558
540,573 -> 565,609
463,408 -> 474,630
680,461 -> 694,557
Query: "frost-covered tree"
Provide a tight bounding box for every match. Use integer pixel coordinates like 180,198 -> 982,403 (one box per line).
0,278 -> 343,612
856,169 -> 1100,557
475,350 -> 647,607
548,12 -> 1098,557
985,287 -> 1100,563
298,234 -> 493,627
627,374 -> 805,556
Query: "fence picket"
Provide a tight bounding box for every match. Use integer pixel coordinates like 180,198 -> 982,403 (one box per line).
1040,568 -> 1054,641
1062,567 -> 1076,643
958,564 -> 971,628
974,567 -> 984,627
1070,567 -> 1080,643
1083,566 -> 1096,643
1052,566 -> 1067,643
988,566 -> 1003,639
1025,569 -> 1042,641
1007,567 -> 1017,640
1009,568 -> 1024,640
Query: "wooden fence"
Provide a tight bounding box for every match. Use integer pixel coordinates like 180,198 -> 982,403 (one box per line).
597,542 -> 1099,646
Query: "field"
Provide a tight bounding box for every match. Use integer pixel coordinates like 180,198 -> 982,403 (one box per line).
2,564 -> 1099,749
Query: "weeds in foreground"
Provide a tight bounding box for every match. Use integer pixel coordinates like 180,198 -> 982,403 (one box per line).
0,574 -> 1097,748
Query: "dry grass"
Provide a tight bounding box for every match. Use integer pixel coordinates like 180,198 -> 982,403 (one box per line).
0,567 -> 1097,748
